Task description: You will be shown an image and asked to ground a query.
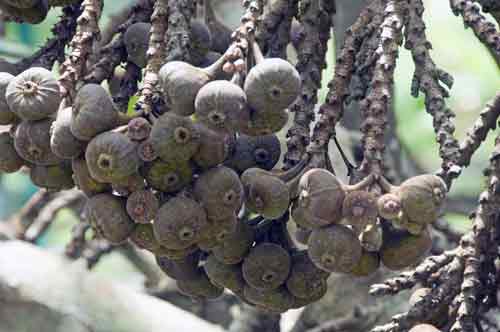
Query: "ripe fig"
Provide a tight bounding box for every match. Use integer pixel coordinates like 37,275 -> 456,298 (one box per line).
71,157 -> 111,197
30,162 -> 74,191
50,107 -> 86,159
192,123 -> 232,169
212,219 -> 255,265
349,250 -> 380,277
308,224 -> 362,273
126,189 -> 159,224
193,165 -> 243,220
194,80 -> 249,132
150,113 -> 200,162
0,0 -> 48,24
243,285 -> 294,313
156,251 -> 201,280
225,134 -> 281,174
0,72 -> 17,125
141,158 -> 193,193
85,131 -> 140,183
14,119 -> 63,165
0,132 -> 24,173
71,84 -> 128,141
84,193 -> 136,244
5,67 -> 59,121
204,253 -> 245,293
177,268 -> 224,300
379,175 -> 447,235
381,226 -> 432,270
244,58 -> 300,113
123,22 -> 150,68
154,195 -> 208,250
158,55 -> 225,116
242,243 -> 291,291
286,250 -> 329,299
241,168 -> 290,219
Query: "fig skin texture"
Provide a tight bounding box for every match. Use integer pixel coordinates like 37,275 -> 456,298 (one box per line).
123,22 -> 151,68
242,242 -> 291,291
71,157 -> 111,197
130,223 -> 160,252
193,165 -> 243,221
243,285 -> 294,314
126,189 -> 159,224
349,250 -> 380,277
71,84 -> 122,141
0,132 -> 24,173
0,0 -> 49,24
153,195 -> 208,250
342,190 -> 378,234
212,219 -> 255,265
244,58 -> 301,113
225,134 -> 281,174
5,67 -> 60,121
14,118 -> 63,166
85,131 -> 141,184
241,168 -> 290,219
141,159 -> 193,193
381,226 -> 432,271
30,162 -> 75,191
50,107 -> 86,159
149,113 -> 200,163
190,20 -> 213,66
192,123 -> 232,170
84,193 -> 136,244
176,268 -> 224,300
0,72 -> 17,125
156,251 -> 201,280
240,108 -> 289,136
204,253 -> 245,293
286,250 -> 329,299
197,213 -> 238,251
308,224 -> 363,273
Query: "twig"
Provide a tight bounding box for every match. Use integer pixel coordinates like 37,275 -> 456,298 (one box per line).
65,220 -> 90,259
165,0 -> 196,62
8,189 -> 53,239
83,238 -> 114,269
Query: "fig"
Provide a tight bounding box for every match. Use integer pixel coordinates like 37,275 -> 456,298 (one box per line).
243,285 -> 294,313
212,219 -> 255,265
349,250 -> 380,277
127,117 -> 151,141
30,162 -> 74,191
141,159 -> 193,193
156,251 -> 201,280
204,253 -> 245,293
381,227 -> 432,271
71,157 -> 111,197
177,268 -> 224,300
14,118 -> 63,165
0,132 -> 24,173
0,0 -> 49,24
50,107 -> 86,159
225,134 -> 281,174
0,72 -> 17,124
192,123 -> 232,169
123,22 -> 151,68
286,250 -> 329,299
126,189 -> 159,224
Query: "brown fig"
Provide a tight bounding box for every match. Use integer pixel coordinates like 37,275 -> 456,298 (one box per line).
0,72 -> 17,125
193,165 -> 243,220
14,119 -> 63,165
408,324 -> 441,332
123,22 -> 150,68
154,195 -> 208,250
192,123 -> 232,169
137,140 -> 157,162
158,55 -> 226,116
150,113 -> 200,162
240,108 -> 289,136
379,175 -> 447,235
71,157 -> 111,197
244,58 -> 300,113
198,213 -> 238,251
30,162 -> 74,191
0,0 -> 48,24
342,190 -> 378,234
127,117 -> 151,141
156,251 -> 201,280
212,219 -> 255,265
126,190 -> 159,224
194,80 -> 249,133
177,268 -> 224,300
71,84 -> 127,141
154,244 -> 199,260
225,134 -> 281,174
204,253 -> 245,293
85,131 -> 140,183
111,173 -> 146,197
190,20 -> 212,66
381,227 -> 432,271
359,222 -> 384,252
286,251 -> 329,299
0,132 -> 24,173
84,193 -> 136,244
5,67 -> 59,121
50,107 -> 86,159
242,243 -> 291,291
243,285 -> 294,313
308,224 -> 362,273
141,158 -> 193,193
349,250 -> 380,277
129,223 -> 160,252
241,168 -> 290,219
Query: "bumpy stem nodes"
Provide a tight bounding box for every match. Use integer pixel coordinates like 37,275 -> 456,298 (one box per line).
59,0 -> 102,102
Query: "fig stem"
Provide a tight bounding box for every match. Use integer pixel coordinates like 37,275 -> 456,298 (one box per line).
251,39 -> 265,64
377,175 -> 397,193
344,174 -> 376,192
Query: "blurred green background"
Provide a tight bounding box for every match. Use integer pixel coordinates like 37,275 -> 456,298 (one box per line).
0,0 -> 498,271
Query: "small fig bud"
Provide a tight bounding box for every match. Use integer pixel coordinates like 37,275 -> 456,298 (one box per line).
0,132 -> 24,173
225,134 -> 281,174
127,117 -> 151,141
156,251 -> 201,280
242,243 -> 291,291
84,193 -> 136,244
377,193 -> 402,220
123,22 -> 150,68
154,195 -> 208,250
381,226 -> 432,271
204,253 -> 245,293
30,162 -> 74,191
126,190 -> 159,224
137,140 -> 157,162
14,118 -> 63,165
6,67 -> 59,121
71,157 -> 111,197
150,113 -> 200,162
241,168 -> 290,219
50,107 -> 86,159
308,224 -> 362,273
85,131 -> 141,183
0,72 -> 17,125
177,268 -> 224,300
193,165 -> 243,220
342,190 -> 378,234
212,219 -> 255,265
141,159 -> 193,193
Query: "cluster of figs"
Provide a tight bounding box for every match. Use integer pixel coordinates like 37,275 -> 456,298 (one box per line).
0,17 -> 448,313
